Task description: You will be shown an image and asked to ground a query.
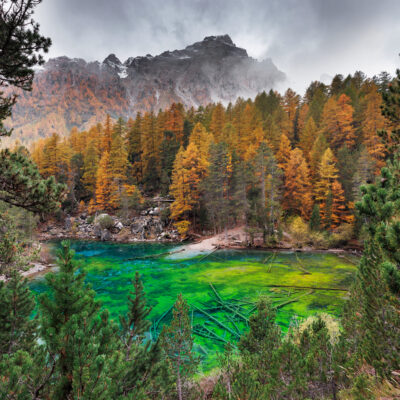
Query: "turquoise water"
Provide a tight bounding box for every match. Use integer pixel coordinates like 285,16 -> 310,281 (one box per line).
29,241 -> 357,372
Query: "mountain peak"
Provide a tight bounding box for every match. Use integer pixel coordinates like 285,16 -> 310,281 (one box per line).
203,34 -> 234,46
103,53 -> 122,66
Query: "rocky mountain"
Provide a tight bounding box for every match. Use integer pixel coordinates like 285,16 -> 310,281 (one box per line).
5,34 -> 285,145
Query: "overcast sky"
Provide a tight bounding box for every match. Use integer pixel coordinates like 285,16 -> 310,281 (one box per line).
35,0 -> 400,93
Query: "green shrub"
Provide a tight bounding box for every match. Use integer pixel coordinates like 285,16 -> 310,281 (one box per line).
97,214 -> 114,230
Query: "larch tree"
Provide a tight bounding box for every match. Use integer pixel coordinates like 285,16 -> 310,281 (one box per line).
109,125 -> 128,208
315,148 -> 339,226
299,116 -> 318,161
276,133 -> 292,171
82,139 -> 99,196
101,114 -> 112,153
361,86 -> 388,172
283,148 -> 313,219
169,142 -> 208,236
282,88 -> 300,130
188,122 -> 213,158
95,151 -> 113,210
331,179 -> 353,228
210,102 -> 226,142
165,103 -> 184,143
321,94 -> 356,149
309,133 -> 328,181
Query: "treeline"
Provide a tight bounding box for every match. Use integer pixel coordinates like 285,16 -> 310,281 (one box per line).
30,71 -> 392,239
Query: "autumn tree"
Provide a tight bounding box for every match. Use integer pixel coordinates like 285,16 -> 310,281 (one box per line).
169,142 -> 208,236
361,86 -> 388,172
82,139 -> 99,196
95,151 -> 113,210
283,148 -> 313,219
210,102 -> 226,142
321,94 -> 356,149
276,134 -> 291,171
299,117 -> 318,161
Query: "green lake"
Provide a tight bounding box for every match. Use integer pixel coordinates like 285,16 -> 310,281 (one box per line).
29,241 -> 358,373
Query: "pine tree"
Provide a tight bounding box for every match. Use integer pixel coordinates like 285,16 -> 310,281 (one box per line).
238,299 -> 282,397
38,241 -> 120,399
127,114 -> 143,183
118,272 -> 168,399
0,0 -> 51,136
309,204 -> 321,232
202,142 -> 232,234
0,149 -> 64,214
0,271 -> 36,355
160,294 -> 198,400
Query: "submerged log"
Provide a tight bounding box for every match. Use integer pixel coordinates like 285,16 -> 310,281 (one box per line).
209,283 -> 249,323
294,253 -> 311,275
265,284 -> 348,291
124,248 -> 185,261
274,290 -> 314,310
191,304 -> 240,338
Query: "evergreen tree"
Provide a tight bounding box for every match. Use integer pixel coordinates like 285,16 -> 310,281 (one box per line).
0,149 -> 65,214
202,142 -> 232,234
38,241 -> 120,399
0,271 -> 36,355
309,203 -> 321,231
118,272 -> 169,399
0,0 -> 51,136
160,294 -> 198,400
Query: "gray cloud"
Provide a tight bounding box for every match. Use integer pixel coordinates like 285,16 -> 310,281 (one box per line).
35,0 -> 400,93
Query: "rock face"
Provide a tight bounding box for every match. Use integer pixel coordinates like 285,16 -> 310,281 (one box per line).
5,35 -> 285,145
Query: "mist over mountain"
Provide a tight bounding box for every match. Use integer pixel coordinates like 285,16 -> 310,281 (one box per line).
5,34 -> 285,144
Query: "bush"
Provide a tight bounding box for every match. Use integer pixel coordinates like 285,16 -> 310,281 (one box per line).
288,216 -> 309,247
97,214 -> 114,230
174,220 -> 191,238
328,223 -> 354,247
87,215 -> 95,224
309,231 -> 329,249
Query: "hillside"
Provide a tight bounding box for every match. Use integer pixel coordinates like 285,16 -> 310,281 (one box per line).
4,35 -> 285,145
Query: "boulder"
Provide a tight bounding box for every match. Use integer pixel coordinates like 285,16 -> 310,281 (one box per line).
114,221 -> 123,231
94,224 -> 102,238
101,229 -> 111,241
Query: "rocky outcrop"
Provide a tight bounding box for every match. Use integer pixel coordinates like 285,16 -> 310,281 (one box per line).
37,207 -> 179,243
4,34 -> 285,145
